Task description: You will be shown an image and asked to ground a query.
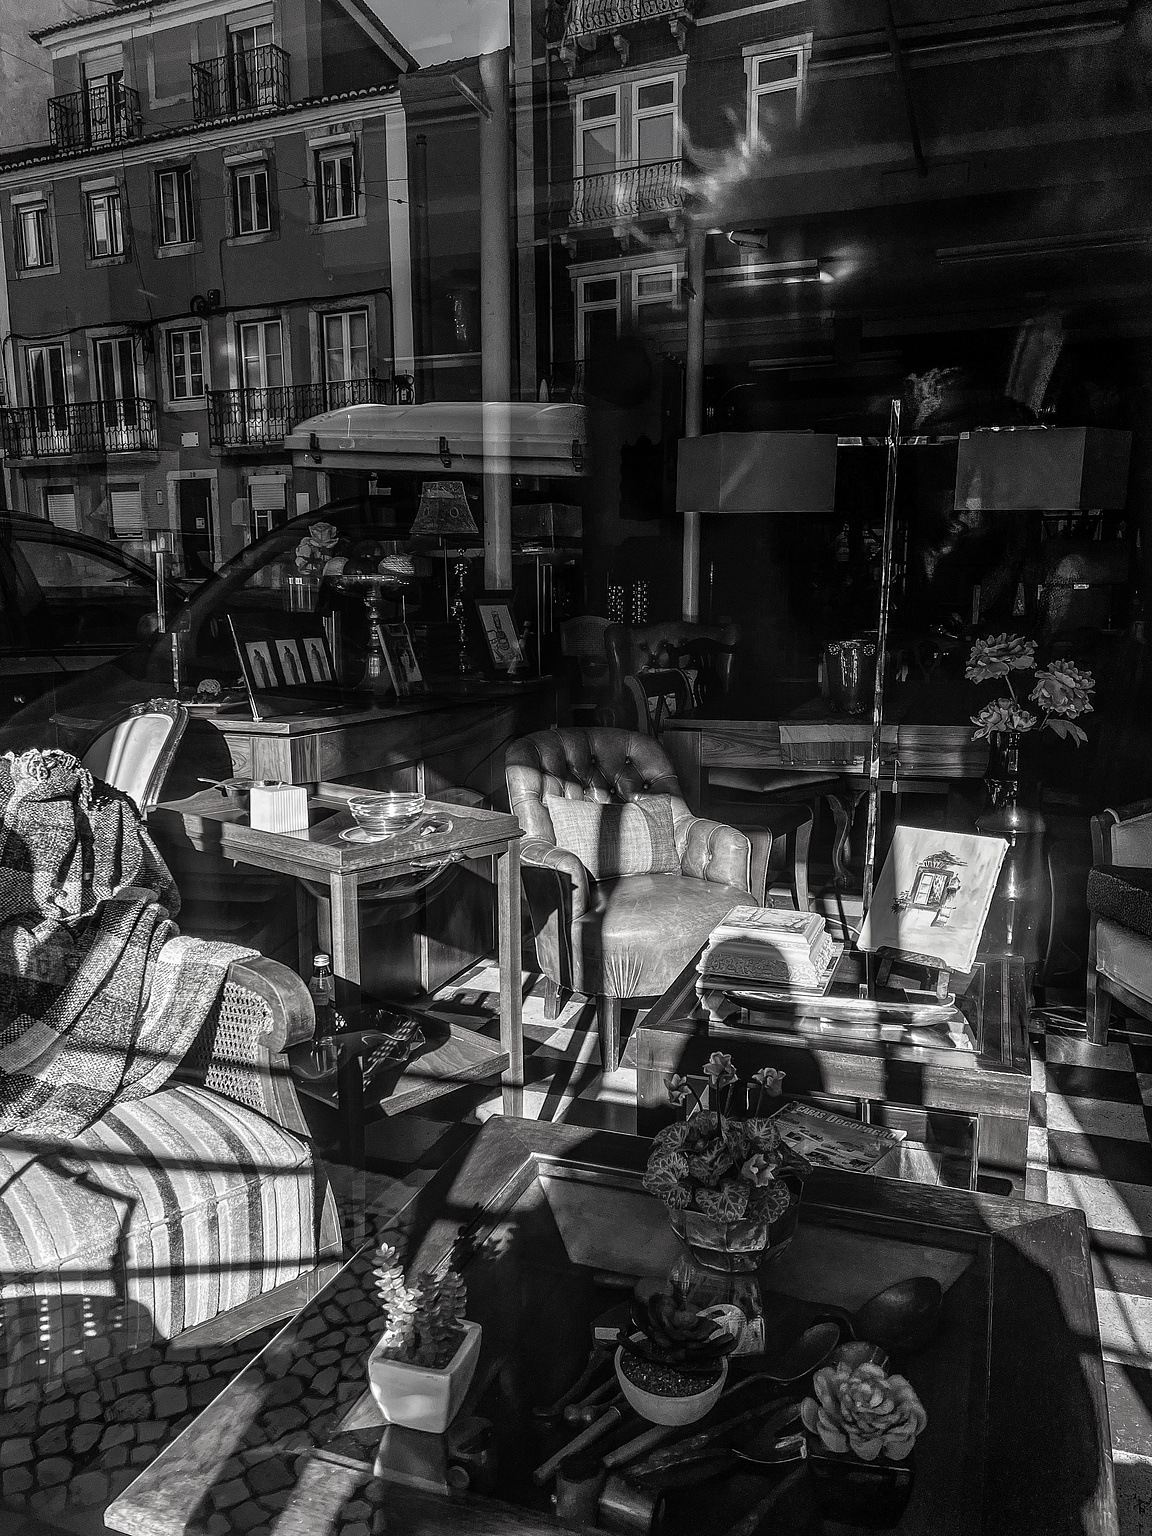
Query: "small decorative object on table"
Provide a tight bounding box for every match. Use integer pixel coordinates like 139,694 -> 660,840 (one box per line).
645,1057 -> 808,1272
800,1360 -> 928,1527
613,1289 -> 741,1425
368,1240 -> 482,1433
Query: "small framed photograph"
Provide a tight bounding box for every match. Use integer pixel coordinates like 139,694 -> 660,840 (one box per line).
373,623 -> 407,697
274,638 -> 307,688
302,634 -> 334,685
383,622 -> 427,692
244,640 -> 279,690
474,593 -> 524,673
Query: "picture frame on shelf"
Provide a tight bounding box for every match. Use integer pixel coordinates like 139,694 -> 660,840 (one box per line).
229,613 -> 340,699
474,592 -> 525,674
372,623 -> 407,697
383,621 -> 428,693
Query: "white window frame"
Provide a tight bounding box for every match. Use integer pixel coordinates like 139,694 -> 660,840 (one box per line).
575,87 -> 621,178
237,316 -> 286,390
322,308 -> 371,385
233,162 -> 271,235
630,73 -> 680,167
575,274 -> 620,361
167,326 -> 206,404
632,264 -> 680,313
157,165 -> 196,246
17,202 -> 53,271
317,147 -> 358,222
87,187 -> 124,259
744,40 -> 809,142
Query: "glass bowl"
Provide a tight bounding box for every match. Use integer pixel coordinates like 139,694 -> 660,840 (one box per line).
348,791 -> 426,836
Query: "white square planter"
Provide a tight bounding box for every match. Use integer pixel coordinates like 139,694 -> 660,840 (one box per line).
368,1320 -> 482,1434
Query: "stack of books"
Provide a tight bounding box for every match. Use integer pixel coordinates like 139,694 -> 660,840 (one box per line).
698,906 -> 838,993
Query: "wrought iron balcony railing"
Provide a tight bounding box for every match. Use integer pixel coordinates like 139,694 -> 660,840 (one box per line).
191,44 -> 290,121
0,399 -> 158,459
562,0 -> 694,56
206,377 -> 392,449
48,82 -> 142,151
569,159 -> 684,228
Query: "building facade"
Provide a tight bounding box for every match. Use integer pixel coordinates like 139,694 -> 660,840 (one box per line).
0,0 -> 417,576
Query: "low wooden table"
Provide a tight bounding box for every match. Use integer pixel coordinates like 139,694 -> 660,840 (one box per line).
105,1117 -> 1117,1536
155,786 -> 524,1160
636,952 -> 1032,1196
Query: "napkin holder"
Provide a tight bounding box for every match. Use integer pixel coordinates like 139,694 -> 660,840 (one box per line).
249,783 -> 309,833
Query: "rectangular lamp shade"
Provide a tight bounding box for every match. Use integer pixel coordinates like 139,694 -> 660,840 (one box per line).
676,432 -> 839,514
954,427 -> 1131,512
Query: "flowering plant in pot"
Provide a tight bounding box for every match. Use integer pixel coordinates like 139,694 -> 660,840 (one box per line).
367,1241 -> 482,1434
801,1361 -> 928,1527
644,1055 -> 808,1272
613,1289 -> 741,1426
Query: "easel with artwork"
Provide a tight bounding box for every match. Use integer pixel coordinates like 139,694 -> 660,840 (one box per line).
228,614 -> 342,721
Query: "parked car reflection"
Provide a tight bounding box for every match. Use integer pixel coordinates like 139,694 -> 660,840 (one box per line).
0,514 -> 190,728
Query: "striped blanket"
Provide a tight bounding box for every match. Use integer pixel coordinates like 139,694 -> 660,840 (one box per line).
0,749 -> 248,1139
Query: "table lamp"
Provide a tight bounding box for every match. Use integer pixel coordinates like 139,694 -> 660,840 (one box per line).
410,480 -> 482,674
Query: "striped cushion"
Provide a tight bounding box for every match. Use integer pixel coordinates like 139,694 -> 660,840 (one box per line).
0,1083 -> 319,1341
545,793 -> 680,880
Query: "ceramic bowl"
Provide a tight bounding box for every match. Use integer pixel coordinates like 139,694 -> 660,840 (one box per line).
348,791 -> 426,836
614,1347 -> 728,1426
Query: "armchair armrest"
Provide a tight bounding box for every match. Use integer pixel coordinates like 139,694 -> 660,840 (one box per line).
521,836 -> 591,920
176,956 -> 315,1137
678,815 -> 769,902
1096,802 -> 1152,870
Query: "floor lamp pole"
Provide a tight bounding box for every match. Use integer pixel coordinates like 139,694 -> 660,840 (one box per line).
861,397 -> 902,990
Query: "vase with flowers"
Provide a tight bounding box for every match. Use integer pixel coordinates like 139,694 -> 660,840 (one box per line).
644,1055 -> 808,1272
966,632 -> 1095,810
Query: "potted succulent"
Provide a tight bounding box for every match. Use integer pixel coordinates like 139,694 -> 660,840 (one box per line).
800,1360 -> 928,1527
614,1289 -> 741,1426
367,1241 -> 482,1434
645,1055 -> 808,1272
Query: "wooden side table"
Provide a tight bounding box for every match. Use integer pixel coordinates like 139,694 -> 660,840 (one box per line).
155,785 -> 524,1164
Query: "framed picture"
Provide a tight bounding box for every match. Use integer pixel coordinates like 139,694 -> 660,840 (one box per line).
372,623 -> 407,698
383,622 -> 427,692
230,615 -> 339,695
474,593 -> 524,674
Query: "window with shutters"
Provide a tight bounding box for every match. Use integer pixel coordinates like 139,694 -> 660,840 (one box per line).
108,482 -> 144,538
44,487 -> 79,532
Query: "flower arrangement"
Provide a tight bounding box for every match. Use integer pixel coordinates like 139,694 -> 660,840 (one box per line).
966,632 -> 1095,745
294,521 -> 343,575
644,1054 -> 806,1224
373,1241 -> 468,1369
801,1361 -> 927,1462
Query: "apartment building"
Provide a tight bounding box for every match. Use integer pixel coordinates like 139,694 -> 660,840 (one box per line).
0,0 -> 417,576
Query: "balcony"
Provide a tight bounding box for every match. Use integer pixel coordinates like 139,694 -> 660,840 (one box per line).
0,400 -> 158,460
561,0 -> 695,64
47,82 -> 142,152
206,378 -> 392,449
569,159 -> 684,231
191,45 -> 290,121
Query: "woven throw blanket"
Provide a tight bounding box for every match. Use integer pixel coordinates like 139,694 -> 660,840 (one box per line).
0,750 -> 250,1139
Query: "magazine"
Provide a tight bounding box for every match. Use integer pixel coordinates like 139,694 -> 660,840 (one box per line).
773,1102 -> 905,1174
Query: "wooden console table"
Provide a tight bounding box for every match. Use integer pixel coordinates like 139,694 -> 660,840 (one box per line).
154,786 -> 524,1163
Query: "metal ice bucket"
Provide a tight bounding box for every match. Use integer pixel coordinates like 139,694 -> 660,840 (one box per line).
824,638 -> 877,715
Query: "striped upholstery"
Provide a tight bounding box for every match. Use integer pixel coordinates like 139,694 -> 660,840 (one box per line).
0,1083 -> 321,1357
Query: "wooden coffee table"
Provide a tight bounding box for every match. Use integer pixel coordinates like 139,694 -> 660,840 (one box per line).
155,785 -> 524,1162
105,1118 -> 1116,1536
635,951 -> 1032,1196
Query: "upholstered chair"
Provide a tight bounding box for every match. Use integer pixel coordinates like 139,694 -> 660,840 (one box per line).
506,726 -> 774,1071
1087,798 -> 1152,1044
604,620 -> 740,727
80,698 -> 189,816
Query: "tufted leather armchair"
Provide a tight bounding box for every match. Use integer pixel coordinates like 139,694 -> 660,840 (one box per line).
506,726 -> 772,1071
1087,798 -> 1152,1045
